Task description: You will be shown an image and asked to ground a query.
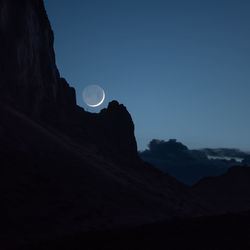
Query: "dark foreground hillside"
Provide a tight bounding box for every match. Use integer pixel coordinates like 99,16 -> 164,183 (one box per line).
14,211 -> 250,250
193,166 -> 250,212
0,101 -> 212,249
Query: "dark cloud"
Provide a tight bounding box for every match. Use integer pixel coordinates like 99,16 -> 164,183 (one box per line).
139,139 -> 247,185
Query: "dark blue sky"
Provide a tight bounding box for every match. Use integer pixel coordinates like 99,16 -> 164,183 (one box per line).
44,0 -> 250,151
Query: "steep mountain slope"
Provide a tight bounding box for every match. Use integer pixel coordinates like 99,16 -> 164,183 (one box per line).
0,99 -> 211,249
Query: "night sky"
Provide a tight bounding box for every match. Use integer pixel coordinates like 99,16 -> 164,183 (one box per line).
44,0 -> 250,151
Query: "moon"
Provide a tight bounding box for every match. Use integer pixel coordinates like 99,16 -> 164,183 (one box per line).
82,85 -> 105,107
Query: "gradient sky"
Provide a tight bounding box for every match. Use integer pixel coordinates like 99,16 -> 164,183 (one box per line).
44,0 -> 250,151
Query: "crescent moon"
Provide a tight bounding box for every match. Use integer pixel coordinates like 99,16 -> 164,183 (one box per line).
87,89 -> 105,107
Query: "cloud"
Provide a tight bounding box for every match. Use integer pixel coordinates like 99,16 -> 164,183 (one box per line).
139,139 -> 242,185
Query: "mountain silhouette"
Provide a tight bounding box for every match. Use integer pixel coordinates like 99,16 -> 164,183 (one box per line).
1,1 -> 250,249
0,1 -> 213,248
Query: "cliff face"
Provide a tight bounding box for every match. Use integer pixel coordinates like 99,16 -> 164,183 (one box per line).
0,0 -> 75,115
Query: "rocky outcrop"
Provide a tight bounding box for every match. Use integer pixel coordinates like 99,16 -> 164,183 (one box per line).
100,101 -> 138,160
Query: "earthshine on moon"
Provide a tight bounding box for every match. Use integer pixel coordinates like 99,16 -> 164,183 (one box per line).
82,85 -> 105,107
